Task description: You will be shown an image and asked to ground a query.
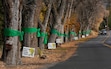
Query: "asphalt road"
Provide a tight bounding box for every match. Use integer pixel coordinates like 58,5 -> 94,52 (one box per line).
46,31 -> 111,69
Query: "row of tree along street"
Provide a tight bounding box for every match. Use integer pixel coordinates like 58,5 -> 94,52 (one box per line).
0,0 -> 110,65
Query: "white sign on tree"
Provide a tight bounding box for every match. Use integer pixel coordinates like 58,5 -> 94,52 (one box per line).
56,39 -> 63,43
82,35 -> 85,38
22,47 -> 35,58
74,37 -> 78,40
48,43 -> 56,49
86,34 -> 89,36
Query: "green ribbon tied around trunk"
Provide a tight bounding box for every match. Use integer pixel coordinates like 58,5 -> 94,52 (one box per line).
79,31 -> 82,34
70,31 -> 77,36
51,29 -> 66,37
86,30 -> 91,34
40,32 -> 48,44
58,33 -> 65,36
51,29 -> 59,36
83,31 -> 86,35
22,27 -> 41,37
22,27 -> 48,44
64,34 -> 69,37
4,28 -> 24,41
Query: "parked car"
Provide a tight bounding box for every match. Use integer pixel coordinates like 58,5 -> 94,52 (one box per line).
101,29 -> 107,35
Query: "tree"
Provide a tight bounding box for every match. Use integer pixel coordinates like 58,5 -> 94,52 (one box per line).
22,0 -> 41,55
38,0 -> 52,51
48,0 -> 66,43
76,0 -> 106,36
1,0 -> 22,65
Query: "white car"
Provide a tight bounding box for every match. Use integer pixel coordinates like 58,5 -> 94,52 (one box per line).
101,29 -> 107,35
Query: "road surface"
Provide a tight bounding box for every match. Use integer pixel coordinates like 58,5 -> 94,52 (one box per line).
46,31 -> 111,69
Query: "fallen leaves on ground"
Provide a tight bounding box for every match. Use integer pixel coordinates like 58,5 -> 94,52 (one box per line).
0,35 -> 97,69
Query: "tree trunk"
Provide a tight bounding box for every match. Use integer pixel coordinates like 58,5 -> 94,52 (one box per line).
1,0 -> 22,65
34,0 -> 42,54
48,0 -> 66,43
17,0 -> 23,64
22,0 -> 38,55
61,0 -> 73,43
60,25 -> 64,43
65,26 -> 69,42
78,24 -> 83,38
39,0 -> 52,50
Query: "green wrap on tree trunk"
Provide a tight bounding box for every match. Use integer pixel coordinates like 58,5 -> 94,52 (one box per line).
4,28 -> 24,41
22,27 -> 41,37
70,31 -> 77,36
40,32 -> 48,44
51,29 -> 68,37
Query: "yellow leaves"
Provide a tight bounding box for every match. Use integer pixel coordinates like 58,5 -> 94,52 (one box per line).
39,3 -> 47,22
38,48 -> 43,56
40,12 -> 44,22
29,48 -> 35,56
64,13 -> 80,32
42,3 -> 47,12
